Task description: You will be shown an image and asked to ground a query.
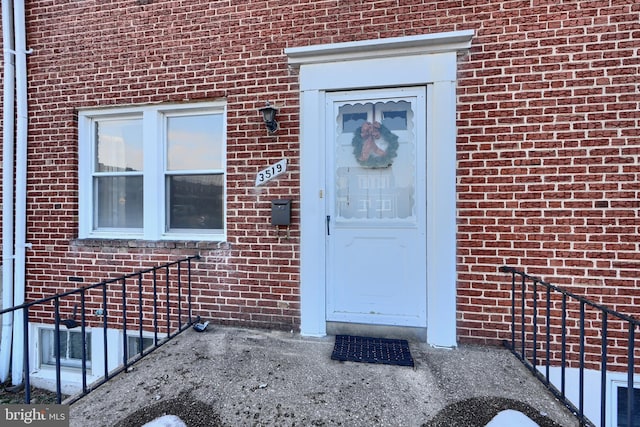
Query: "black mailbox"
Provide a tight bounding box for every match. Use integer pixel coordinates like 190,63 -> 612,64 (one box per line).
271,199 -> 291,226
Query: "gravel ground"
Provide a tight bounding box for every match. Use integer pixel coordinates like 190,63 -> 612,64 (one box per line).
68,326 -> 580,427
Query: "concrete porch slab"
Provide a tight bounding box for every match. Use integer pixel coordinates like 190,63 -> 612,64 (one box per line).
69,326 -> 579,426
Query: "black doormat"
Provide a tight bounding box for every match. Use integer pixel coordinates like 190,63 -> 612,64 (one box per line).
331,335 -> 414,367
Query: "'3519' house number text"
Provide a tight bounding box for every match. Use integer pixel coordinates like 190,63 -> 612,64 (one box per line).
255,159 -> 287,186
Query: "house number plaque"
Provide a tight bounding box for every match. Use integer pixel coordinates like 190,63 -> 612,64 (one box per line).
255,158 -> 287,186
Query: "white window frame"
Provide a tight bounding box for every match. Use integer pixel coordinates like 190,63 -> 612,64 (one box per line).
610,377 -> 640,427
30,324 -> 169,395
78,101 -> 227,241
29,324 -> 99,395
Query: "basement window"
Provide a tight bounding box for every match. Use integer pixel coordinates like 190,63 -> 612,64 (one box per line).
615,385 -> 640,427
40,329 -> 92,369
126,335 -> 154,361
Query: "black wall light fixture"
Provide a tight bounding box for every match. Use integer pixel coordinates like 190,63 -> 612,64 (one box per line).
259,102 -> 279,134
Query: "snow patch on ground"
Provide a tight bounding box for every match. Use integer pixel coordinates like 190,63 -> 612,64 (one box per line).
485,410 -> 539,427
142,415 -> 187,427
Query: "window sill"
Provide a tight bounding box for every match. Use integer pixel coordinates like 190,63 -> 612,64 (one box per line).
30,365 -> 97,396
70,238 -> 231,250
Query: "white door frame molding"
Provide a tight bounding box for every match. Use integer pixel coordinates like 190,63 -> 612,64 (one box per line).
286,30 -> 473,347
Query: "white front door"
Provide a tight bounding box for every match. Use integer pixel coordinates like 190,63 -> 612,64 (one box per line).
325,87 -> 427,328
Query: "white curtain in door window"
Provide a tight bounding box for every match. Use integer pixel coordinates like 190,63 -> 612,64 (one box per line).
334,100 -> 416,222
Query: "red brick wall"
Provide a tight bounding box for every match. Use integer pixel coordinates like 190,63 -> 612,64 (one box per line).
454,1 -> 640,351
0,1 -> 638,346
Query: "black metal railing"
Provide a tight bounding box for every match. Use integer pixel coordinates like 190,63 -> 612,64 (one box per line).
500,266 -> 640,427
0,255 -> 200,404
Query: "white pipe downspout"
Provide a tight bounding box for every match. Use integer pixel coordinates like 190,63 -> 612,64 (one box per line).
11,0 -> 30,387
1,0 -> 16,384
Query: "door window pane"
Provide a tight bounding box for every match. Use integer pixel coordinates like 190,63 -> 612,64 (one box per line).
335,100 -> 416,221
167,175 -> 224,230
342,113 -> 367,133
381,110 -> 407,130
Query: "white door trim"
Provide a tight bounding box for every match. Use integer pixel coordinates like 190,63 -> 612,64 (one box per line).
286,30 -> 474,66
289,31 -> 472,347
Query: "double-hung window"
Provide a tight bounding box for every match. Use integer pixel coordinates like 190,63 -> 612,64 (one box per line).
78,102 -> 226,241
